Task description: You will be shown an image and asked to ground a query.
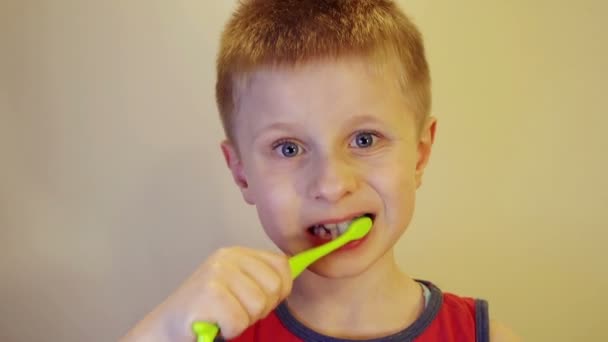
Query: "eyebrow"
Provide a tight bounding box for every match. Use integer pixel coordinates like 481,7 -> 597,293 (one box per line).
251,121 -> 299,142
343,114 -> 384,127
251,114 -> 385,142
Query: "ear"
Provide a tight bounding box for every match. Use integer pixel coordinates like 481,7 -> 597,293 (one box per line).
220,140 -> 255,204
415,116 -> 437,188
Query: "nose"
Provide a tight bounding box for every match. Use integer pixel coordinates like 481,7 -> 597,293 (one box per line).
307,154 -> 358,203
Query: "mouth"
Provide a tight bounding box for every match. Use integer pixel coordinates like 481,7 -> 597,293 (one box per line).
306,213 -> 375,240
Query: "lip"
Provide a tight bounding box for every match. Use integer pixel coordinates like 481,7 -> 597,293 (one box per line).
338,233 -> 370,251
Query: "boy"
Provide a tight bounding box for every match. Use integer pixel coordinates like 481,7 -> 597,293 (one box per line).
123,0 -> 519,341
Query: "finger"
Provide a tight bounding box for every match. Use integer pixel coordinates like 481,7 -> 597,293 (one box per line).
242,249 -> 293,299
236,255 -> 284,316
222,263 -> 271,323
258,253 -> 293,299
204,280 -> 250,340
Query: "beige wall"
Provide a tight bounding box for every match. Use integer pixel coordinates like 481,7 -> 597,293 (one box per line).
1,1 -> 606,341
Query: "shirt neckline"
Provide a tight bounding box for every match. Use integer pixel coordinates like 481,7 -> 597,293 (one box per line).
274,280 -> 443,342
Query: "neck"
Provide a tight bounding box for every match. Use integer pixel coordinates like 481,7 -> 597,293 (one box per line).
286,249 -> 424,339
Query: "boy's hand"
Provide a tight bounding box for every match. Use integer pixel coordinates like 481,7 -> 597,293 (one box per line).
188,247 -> 293,339
121,247 -> 293,341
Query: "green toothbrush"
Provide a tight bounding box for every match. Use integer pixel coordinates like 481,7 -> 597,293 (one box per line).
192,216 -> 373,342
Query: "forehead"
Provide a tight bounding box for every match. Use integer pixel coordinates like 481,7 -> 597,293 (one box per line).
231,55 -> 408,132
237,53 -> 402,95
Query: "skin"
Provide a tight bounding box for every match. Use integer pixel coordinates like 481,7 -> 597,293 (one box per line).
120,55 -> 520,341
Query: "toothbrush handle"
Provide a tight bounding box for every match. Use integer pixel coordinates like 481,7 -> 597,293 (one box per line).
191,321 -> 219,342
288,236 -> 350,278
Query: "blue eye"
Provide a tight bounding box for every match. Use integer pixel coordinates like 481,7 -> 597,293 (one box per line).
275,141 -> 301,157
351,132 -> 376,148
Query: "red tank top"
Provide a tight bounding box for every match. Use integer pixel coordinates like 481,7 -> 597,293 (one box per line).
223,281 -> 489,342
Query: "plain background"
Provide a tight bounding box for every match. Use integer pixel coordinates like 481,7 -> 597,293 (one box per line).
1,0 -> 607,341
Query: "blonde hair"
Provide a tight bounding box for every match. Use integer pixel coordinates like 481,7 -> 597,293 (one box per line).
216,0 -> 431,142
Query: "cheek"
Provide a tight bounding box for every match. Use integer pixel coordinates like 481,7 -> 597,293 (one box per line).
253,171 -> 297,207
374,168 -> 417,206
368,154 -> 418,221
251,172 -> 302,238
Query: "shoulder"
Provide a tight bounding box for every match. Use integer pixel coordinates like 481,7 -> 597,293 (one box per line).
438,290 -> 478,317
428,283 -> 520,342
442,293 -> 520,342
490,320 -> 522,342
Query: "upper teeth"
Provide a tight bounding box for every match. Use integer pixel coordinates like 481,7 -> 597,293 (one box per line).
323,221 -> 351,235
311,217 -> 364,239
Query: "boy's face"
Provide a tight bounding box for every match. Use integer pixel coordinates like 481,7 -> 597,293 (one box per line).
222,56 -> 436,278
